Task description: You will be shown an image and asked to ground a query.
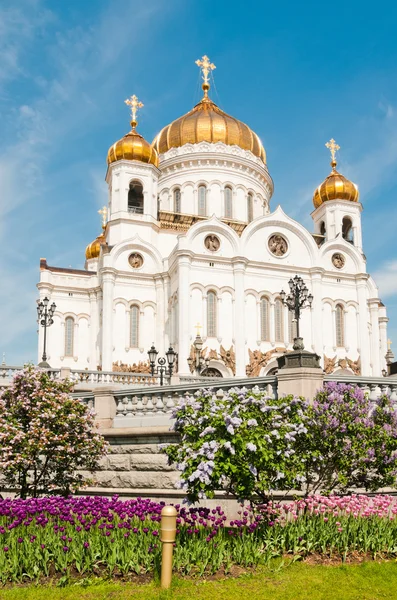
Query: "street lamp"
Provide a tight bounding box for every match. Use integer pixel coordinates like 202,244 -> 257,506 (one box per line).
148,344 -> 177,386
280,275 -> 313,351
187,324 -> 210,375
37,297 -> 56,367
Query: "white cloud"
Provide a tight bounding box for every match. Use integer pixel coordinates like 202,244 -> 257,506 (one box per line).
372,260 -> 397,298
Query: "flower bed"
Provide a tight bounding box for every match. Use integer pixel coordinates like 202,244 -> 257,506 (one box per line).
1,494 -> 397,583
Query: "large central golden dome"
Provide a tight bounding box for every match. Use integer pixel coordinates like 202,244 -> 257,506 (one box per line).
152,93 -> 266,164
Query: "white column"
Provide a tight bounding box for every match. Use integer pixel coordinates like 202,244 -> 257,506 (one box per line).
357,283 -> 370,375
379,315 -> 388,374
311,272 -> 323,358
269,301 -> 275,346
89,292 -> 98,368
177,256 -> 191,374
155,277 -> 165,355
369,300 -> 381,376
73,321 -> 79,361
101,270 -> 115,372
233,260 -> 247,376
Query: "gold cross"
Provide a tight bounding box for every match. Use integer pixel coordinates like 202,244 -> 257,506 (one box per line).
98,206 -> 107,230
325,138 -> 340,164
195,322 -> 202,336
124,94 -> 144,127
195,55 -> 216,87
388,338 -> 393,350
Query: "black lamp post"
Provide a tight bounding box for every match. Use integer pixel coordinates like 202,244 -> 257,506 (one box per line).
280,275 -> 313,351
187,329 -> 210,376
148,344 -> 177,386
37,297 -> 56,367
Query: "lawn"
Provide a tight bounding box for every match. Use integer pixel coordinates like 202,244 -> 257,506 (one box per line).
2,562 -> 397,600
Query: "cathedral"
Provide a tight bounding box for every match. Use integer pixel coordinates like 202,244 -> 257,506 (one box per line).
37,56 -> 388,378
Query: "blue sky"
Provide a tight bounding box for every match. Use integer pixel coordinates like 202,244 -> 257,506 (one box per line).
2,0 -> 397,365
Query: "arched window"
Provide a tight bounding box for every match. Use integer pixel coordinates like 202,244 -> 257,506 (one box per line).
335,304 -> 345,347
128,181 -> 144,214
207,291 -> 217,337
174,188 -> 181,213
224,186 -> 233,219
198,185 -> 207,216
130,305 -> 140,348
64,317 -> 74,357
260,296 -> 270,341
320,221 -> 326,236
247,193 -> 254,222
342,217 -> 353,243
288,310 -> 297,343
275,298 -> 284,343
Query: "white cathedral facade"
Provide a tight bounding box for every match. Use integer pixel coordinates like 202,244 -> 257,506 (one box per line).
37,57 -> 389,378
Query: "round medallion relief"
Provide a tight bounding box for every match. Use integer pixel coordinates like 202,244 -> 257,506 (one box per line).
204,234 -> 221,252
332,253 -> 345,269
128,253 -> 144,269
268,234 -> 288,256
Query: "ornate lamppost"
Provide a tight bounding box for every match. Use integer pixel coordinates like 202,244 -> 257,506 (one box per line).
147,344 -> 177,386
37,297 -> 56,367
280,275 -> 313,351
187,324 -> 210,376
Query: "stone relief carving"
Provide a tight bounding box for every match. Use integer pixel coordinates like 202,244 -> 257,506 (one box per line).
204,234 -> 221,252
246,347 -> 287,377
268,234 -> 288,256
128,253 -> 144,269
323,355 -> 361,376
188,345 -> 235,375
112,360 -> 151,374
161,141 -> 265,168
332,253 -> 345,269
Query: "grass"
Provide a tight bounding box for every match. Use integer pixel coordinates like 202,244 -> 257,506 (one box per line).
2,561 -> 397,600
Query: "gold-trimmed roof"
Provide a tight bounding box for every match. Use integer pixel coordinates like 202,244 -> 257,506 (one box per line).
85,232 -> 105,260
313,139 -> 359,208
152,95 -> 266,163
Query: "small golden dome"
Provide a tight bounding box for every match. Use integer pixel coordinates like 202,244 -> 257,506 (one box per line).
85,232 -> 105,260
107,94 -> 159,167
313,139 -> 359,208
152,95 -> 266,164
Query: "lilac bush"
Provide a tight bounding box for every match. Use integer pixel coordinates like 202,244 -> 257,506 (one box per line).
303,382 -> 397,494
164,387 -> 309,503
0,366 -> 108,498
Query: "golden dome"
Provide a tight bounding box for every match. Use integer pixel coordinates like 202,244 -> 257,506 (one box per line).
107,94 -> 159,167
313,139 -> 359,208
85,232 -> 105,260
152,92 -> 266,163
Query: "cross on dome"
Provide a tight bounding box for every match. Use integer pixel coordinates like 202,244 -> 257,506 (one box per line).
195,322 -> 202,336
98,206 -> 107,230
325,138 -> 340,169
388,338 -> 393,350
125,95 -> 144,128
195,55 -> 216,97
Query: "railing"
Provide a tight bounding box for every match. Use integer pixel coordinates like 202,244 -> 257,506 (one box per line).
69,369 -> 157,387
111,375 -> 278,427
0,366 -> 61,387
325,375 -> 397,401
128,206 -> 144,214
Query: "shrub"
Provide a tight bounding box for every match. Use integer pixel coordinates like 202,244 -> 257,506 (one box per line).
0,366 -> 108,498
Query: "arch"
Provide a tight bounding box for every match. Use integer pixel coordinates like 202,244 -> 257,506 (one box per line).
201,367 -> 223,378
64,316 -> 74,357
174,187 -> 181,213
183,215 -> 241,255
247,192 -> 254,222
274,297 -> 284,343
207,290 -> 217,337
130,305 -> 140,348
110,234 -> 163,271
260,296 -> 270,341
335,303 -> 345,347
198,185 -> 207,216
128,180 -> 144,214
224,186 -> 233,219
342,216 -> 353,243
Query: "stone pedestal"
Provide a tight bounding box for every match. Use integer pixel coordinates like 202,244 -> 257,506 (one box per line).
277,350 -> 323,401
93,388 -> 117,429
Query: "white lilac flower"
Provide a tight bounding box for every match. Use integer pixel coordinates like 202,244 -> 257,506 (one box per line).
247,419 -> 258,427
199,426 -> 216,438
223,441 -> 235,455
246,442 -> 257,452
249,464 -> 258,476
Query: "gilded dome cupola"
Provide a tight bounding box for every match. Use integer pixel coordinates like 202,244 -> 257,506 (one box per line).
313,138 -> 359,209
107,95 -> 159,167
85,206 -> 107,261
152,55 -> 267,164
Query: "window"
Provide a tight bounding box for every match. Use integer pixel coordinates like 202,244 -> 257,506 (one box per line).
320,221 -> 326,236
198,185 -> 207,216
64,317 -> 74,357
288,310 -> 297,343
335,304 -> 344,347
260,296 -> 270,341
275,298 -> 284,343
342,217 -> 353,243
174,188 -> 181,213
130,305 -> 140,348
247,193 -> 254,222
207,291 -> 217,337
128,181 -> 144,214
224,186 -> 233,218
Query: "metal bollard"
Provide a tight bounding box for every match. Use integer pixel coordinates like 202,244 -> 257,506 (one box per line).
160,505 -> 177,589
